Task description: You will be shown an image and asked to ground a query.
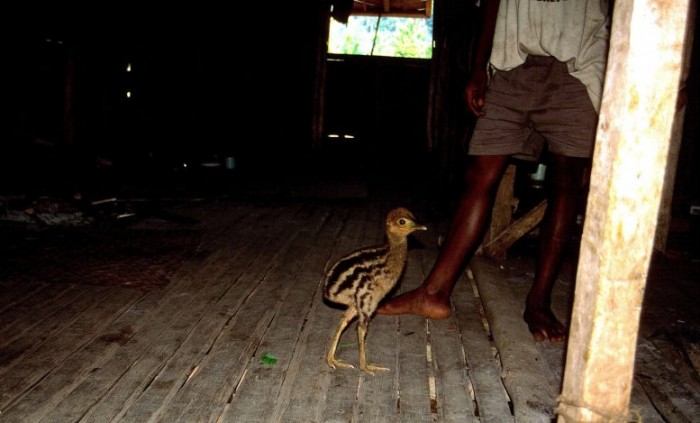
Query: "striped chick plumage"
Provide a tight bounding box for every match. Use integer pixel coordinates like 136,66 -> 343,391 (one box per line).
323,207 -> 426,374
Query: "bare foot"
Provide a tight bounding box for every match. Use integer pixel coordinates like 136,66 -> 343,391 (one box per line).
523,307 -> 567,342
376,287 -> 452,319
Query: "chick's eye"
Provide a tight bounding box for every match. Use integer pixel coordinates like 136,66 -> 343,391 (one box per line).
398,218 -> 407,226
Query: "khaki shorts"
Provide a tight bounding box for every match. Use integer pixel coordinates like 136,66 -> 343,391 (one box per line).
467,55 -> 598,160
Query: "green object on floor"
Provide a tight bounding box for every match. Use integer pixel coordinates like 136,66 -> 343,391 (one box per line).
261,352 -> 278,366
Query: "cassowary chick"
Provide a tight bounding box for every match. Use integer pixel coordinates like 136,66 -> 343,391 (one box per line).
323,207 -> 426,374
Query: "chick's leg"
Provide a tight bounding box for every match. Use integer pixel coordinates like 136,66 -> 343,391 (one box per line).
358,316 -> 389,374
326,308 -> 357,370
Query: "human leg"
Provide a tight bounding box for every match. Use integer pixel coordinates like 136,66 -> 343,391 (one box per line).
524,153 -> 590,342
522,56 -> 597,341
377,154 -> 510,318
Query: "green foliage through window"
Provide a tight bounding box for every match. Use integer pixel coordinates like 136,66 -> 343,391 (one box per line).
328,14 -> 434,59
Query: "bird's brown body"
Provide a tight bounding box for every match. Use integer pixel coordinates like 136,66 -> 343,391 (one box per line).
323,207 -> 426,374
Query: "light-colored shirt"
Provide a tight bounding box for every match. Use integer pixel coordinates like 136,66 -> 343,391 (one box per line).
489,0 -> 610,113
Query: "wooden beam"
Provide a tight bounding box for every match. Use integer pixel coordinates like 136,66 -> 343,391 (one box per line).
480,164 -> 516,258
556,1 -> 692,422
484,200 -> 546,261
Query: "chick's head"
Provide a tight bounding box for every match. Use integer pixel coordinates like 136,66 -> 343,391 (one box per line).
386,207 -> 427,236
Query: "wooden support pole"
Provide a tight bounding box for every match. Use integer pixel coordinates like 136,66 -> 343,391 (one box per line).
654,0 -> 697,252
64,47 -> 75,146
556,1 -> 692,422
311,4 -> 330,148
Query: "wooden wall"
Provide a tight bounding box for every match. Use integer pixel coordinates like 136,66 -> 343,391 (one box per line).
4,0 -> 698,216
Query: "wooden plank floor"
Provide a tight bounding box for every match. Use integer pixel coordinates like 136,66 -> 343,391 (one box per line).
1,188 -> 699,422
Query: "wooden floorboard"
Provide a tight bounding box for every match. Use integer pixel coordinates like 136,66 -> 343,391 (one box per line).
469,258 -> 559,423
450,267 -> 513,423
0,195 -> 697,422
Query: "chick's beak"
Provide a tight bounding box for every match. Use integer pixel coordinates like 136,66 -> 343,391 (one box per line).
412,223 -> 428,232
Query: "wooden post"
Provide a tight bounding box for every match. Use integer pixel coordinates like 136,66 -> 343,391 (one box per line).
311,4 -> 330,148
556,1 -> 692,422
64,46 -> 75,146
654,0 -> 697,252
